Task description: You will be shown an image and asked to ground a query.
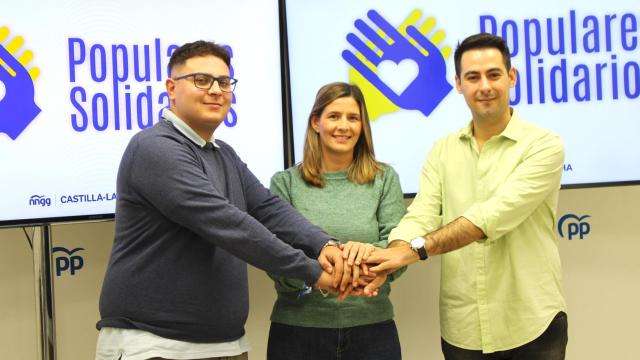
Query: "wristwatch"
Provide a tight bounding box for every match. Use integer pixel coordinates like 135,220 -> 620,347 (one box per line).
323,239 -> 340,248
410,236 -> 428,260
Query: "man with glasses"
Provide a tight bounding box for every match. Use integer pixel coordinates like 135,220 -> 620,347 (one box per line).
95,40 -> 346,360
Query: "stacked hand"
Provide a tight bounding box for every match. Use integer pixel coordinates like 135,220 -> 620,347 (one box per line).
362,242 -> 418,296
314,241 -> 388,300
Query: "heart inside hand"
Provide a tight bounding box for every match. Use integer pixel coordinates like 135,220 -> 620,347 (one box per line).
376,59 -> 419,96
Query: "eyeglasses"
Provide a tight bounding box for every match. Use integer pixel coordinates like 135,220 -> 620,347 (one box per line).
173,73 -> 238,92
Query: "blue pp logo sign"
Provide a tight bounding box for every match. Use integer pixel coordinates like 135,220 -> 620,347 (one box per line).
53,247 -> 84,276
0,26 -> 41,140
558,214 -> 591,240
342,9 -> 453,121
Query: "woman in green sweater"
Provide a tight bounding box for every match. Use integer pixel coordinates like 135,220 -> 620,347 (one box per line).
267,82 -> 406,360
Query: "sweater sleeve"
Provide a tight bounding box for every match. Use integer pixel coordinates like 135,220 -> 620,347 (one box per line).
267,169 -> 307,292
128,135 -> 325,285
371,165 -> 405,248
244,164 -> 328,259
373,165 -> 408,282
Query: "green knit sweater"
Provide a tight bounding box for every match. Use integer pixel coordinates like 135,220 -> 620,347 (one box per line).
268,164 -> 406,328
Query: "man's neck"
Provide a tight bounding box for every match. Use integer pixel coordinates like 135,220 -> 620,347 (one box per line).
193,128 -> 214,143
169,108 -> 216,143
472,108 -> 512,150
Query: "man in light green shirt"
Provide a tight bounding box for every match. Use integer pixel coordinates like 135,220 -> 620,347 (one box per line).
367,33 -> 568,359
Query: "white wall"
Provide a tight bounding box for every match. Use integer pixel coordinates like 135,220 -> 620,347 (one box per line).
555,185 -> 640,360
0,185 -> 638,359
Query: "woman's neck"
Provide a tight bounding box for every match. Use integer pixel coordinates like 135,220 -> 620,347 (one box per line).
322,153 -> 353,172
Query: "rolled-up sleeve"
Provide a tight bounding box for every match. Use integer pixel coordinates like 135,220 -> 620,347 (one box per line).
462,132 -> 564,240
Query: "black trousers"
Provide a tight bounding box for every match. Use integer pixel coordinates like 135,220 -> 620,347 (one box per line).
442,312 -> 568,360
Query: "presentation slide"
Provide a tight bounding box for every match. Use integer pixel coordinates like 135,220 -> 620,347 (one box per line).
1,0 -> 284,226
285,0 -> 640,194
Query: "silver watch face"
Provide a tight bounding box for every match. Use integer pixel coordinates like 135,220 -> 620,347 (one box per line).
411,237 -> 425,250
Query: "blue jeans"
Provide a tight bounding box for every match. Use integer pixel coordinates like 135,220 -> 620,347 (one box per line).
267,320 -> 402,360
441,312 -> 568,360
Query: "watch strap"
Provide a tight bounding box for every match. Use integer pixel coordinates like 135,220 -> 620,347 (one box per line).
411,236 -> 428,260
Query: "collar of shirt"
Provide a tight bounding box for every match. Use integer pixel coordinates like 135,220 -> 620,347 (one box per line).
160,108 -> 220,149
458,109 -> 524,143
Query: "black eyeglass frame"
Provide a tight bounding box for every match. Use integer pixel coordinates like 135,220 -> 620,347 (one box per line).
173,73 -> 238,92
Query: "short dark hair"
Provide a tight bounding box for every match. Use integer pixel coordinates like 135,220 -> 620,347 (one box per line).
454,33 -> 511,77
168,40 -> 230,76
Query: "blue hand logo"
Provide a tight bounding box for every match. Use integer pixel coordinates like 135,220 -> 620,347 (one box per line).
0,26 -> 41,140
342,10 -> 452,119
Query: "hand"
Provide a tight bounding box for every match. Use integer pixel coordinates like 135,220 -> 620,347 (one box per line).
318,244 -> 345,289
336,272 -> 381,300
342,9 -> 452,118
0,27 -> 41,139
362,270 -> 389,297
315,268 -> 373,301
341,241 -> 375,266
366,243 -> 419,274
314,270 -> 338,292
340,241 -> 375,287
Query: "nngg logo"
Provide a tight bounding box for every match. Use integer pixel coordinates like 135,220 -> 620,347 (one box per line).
29,195 -> 51,207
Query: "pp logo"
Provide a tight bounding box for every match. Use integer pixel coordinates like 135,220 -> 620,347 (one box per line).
558,214 -> 591,240
342,9 -> 453,121
0,26 -> 41,140
53,247 -> 84,276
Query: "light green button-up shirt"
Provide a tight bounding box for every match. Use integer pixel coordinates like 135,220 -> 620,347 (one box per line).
390,110 -> 567,353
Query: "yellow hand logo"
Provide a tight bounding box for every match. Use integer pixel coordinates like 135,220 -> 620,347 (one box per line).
0,25 -> 42,139
0,26 -> 40,80
348,9 -> 452,121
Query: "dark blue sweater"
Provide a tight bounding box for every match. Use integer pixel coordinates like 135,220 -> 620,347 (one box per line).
97,120 -> 329,342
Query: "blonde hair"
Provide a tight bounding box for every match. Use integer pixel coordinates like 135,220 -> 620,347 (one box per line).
300,82 -> 382,187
